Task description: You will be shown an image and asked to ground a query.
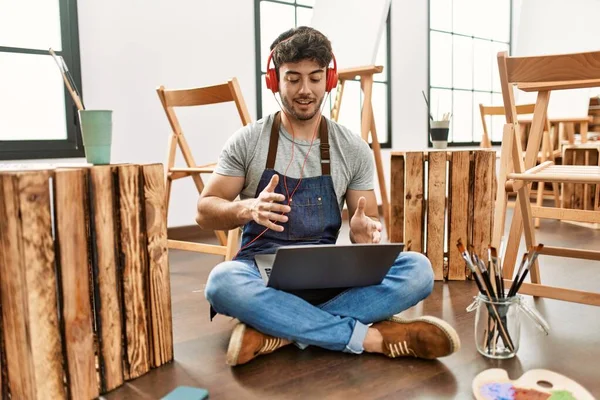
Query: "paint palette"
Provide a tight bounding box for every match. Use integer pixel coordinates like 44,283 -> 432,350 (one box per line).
472,368 -> 594,400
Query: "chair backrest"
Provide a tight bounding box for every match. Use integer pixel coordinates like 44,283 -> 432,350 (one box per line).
479,103 -> 535,148
156,77 -> 252,191
497,50 -> 600,165
157,77 -> 251,137
498,50 -> 600,125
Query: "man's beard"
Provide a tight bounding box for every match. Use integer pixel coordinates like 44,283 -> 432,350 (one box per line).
280,95 -> 324,121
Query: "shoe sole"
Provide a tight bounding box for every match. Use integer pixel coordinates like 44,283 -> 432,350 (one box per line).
226,323 -> 246,366
388,315 -> 461,355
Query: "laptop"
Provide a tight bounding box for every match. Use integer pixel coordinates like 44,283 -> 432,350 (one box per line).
254,243 -> 404,291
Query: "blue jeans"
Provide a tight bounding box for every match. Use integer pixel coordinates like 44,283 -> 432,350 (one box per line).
205,251 -> 434,354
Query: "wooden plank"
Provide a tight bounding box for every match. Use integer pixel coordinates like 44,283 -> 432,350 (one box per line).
562,148 -> 574,209
540,245 -> 600,261
0,283 -> 6,399
503,281 -> 600,306
585,149 -> 598,210
0,174 -> 37,399
18,172 -> 66,399
572,148 -> 585,209
404,153 -> 424,253
141,165 -> 173,367
390,154 -> 405,243
117,165 -> 151,380
426,151 -> 446,280
531,206 -> 600,224
448,151 -> 470,280
167,240 -> 227,255
89,167 -> 124,392
54,169 -> 99,399
0,172 -> 68,399
472,151 -> 495,268
17,172 -> 67,400
466,152 -> 475,280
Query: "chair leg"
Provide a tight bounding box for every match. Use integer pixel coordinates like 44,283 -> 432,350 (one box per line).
165,176 -> 174,219
225,228 -> 240,261
494,125 -> 514,277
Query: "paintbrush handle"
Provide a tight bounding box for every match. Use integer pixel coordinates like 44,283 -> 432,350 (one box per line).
513,269 -> 530,295
481,270 -> 497,299
509,252 -> 541,296
479,287 -> 515,351
61,73 -> 84,111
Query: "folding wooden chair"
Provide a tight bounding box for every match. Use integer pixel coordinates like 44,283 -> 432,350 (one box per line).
492,50 -> 600,306
156,77 -> 251,260
479,103 -> 535,149
480,103 -> 560,227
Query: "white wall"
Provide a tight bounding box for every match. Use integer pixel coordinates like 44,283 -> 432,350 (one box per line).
74,0 -> 428,226
1,1 -> 486,227
77,0 -> 256,227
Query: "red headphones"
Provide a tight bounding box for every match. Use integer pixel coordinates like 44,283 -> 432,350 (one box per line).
265,48 -> 338,94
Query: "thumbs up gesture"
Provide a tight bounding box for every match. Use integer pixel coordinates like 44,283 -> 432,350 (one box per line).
350,196 -> 382,243
247,174 -> 291,232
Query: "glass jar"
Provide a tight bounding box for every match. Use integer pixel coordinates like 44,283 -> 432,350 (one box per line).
467,294 -> 550,359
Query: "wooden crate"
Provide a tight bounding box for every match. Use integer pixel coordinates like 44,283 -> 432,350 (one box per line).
390,150 -> 496,281
0,164 -> 173,399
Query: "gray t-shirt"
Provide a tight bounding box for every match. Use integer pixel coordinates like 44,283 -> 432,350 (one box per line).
215,113 -> 375,211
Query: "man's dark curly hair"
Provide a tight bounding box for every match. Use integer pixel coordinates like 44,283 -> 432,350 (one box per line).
269,26 -> 333,79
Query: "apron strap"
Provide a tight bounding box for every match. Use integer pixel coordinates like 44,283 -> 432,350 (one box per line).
266,112 -> 330,176
319,116 -> 330,175
266,112 -> 281,170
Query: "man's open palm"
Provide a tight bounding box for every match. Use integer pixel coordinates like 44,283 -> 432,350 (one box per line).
350,196 -> 382,243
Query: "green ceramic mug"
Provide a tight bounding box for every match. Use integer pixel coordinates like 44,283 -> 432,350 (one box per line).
78,110 -> 113,165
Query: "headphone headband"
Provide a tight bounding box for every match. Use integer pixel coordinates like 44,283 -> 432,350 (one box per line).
265,48 -> 338,94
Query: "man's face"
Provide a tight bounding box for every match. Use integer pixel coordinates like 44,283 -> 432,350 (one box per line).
278,59 -> 327,121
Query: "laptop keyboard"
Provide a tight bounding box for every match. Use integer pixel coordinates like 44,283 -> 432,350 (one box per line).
265,267 -> 272,278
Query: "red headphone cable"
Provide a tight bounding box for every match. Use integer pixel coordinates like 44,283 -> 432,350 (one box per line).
234,88 -> 331,257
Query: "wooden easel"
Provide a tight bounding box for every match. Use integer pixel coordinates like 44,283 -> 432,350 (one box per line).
330,65 -> 390,235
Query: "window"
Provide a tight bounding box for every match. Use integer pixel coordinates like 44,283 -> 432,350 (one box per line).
428,0 -> 511,146
0,0 -> 83,160
254,0 -> 392,147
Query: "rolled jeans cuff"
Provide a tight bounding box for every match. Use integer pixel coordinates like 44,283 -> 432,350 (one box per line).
344,320 -> 368,354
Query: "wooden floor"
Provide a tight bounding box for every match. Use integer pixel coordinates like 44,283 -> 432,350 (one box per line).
105,212 -> 600,399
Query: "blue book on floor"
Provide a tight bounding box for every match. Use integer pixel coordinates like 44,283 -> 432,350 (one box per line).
161,386 -> 209,400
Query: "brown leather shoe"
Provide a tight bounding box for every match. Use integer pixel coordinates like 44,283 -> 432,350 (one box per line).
226,322 -> 291,366
372,316 -> 460,359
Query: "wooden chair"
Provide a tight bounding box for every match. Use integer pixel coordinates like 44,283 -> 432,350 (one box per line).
480,103 -> 560,227
156,78 -> 251,260
479,103 -> 535,149
492,50 -> 600,306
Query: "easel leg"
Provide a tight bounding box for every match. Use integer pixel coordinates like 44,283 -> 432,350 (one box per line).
370,106 -> 390,235
360,75 -> 390,236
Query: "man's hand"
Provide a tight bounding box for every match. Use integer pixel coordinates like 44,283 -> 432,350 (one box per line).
350,196 -> 382,243
246,174 -> 291,232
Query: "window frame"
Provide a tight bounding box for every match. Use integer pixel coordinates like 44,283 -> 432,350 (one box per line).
0,0 -> 84,161
427,0 -> 513,148
254,0 -> 392,149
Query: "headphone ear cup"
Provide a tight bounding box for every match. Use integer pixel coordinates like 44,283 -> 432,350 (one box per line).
326,68 -> 338,92
266,68 -> 279,93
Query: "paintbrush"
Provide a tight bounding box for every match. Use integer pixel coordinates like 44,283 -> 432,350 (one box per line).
512,244 -> 544,296
471,246 -> 497,300
459,242 -> 486,294
507,252 -> 530,297
49,48 -> 84,111
421,90 -> 434,121
489,246 -> 503,298
457,240 -> 514,351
